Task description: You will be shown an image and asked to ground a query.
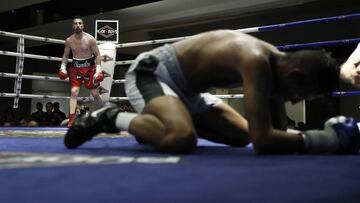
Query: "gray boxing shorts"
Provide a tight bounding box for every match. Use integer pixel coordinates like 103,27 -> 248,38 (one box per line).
124,44 -> 222,115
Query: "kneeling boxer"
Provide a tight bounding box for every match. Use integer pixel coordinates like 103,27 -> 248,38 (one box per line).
64,30 -> 360,154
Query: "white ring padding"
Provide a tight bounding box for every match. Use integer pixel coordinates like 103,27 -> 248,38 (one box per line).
115,60 -> 134,65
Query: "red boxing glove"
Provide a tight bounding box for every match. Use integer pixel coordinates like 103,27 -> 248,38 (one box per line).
93,71 -> 104,83
58,63 -> 68,80
58,70 -> 68,80
93,65 -> 104,84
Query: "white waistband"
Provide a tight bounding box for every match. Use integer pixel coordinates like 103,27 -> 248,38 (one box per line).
73,56 -> 94,61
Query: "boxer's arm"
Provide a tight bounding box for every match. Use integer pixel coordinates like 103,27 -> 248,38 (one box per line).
90,38 -> 102,67
270,98 -> 288,130
90,37 -> 104,83
62,39 -> 71,65
243,55 -> 303,154
58,39 -> 71,79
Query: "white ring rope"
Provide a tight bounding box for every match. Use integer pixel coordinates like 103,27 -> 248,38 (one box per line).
0,92 -> 244,101
0,72 -> 125,84
0,50 -> 71,63
0,90 -> 358,101
0,72 -> 68,82
116,27 -> 260,48
0,31 -> 64,44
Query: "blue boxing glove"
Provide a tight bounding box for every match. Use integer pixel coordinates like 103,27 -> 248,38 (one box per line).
324,116 -> 360,154
303,116 -> 360,154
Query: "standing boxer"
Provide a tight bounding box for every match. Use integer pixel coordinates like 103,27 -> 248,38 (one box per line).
58,16 -> 104,127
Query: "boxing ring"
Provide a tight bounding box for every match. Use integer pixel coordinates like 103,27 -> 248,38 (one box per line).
1,13 -> 360,203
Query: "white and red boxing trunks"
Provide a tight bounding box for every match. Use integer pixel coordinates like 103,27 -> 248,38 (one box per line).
68,56 -> 98,89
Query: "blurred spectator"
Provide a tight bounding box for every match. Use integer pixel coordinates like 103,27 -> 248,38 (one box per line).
53,102 -> 67,126
27,119 -> 39,127
297,122 -> 307,131
17,117 -> 28,127
53,102 -> 67,119
287,117 -> 296,129
31,102 -> 46,125
1,107 -> 16,126
43,102 -> 56,126
3,121 -> 12,127
16,116 -> 39,127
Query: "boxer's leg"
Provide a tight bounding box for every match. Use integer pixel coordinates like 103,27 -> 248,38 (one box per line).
90,88 -> 103,107
68,86 -> 80,127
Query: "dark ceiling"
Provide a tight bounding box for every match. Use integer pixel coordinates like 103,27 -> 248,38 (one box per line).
0,0 -> 161,31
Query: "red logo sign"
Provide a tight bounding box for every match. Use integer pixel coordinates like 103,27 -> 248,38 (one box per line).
97,25 -> 117,38
101,54 -> 114,63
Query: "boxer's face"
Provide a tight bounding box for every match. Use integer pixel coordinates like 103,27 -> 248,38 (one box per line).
282,70 -> 322,104
72,18 -> 84,33
287,84 -> 320,104
296,80 -> 327,104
